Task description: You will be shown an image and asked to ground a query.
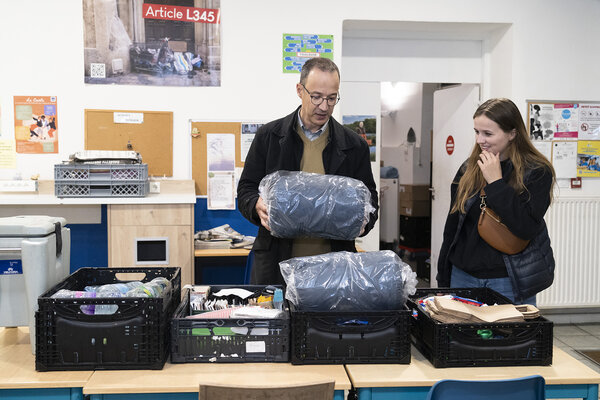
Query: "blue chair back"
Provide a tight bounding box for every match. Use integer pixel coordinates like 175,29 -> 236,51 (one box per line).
243,250 -> 254,284
426,375 -> 545,400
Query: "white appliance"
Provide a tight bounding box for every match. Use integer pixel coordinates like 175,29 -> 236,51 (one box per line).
0,216 -> 70,353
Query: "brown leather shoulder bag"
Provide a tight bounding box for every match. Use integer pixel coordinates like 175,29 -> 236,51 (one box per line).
477,189 -> 530,255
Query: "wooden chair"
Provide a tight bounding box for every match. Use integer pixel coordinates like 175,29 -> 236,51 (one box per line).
198,380 -> 335,400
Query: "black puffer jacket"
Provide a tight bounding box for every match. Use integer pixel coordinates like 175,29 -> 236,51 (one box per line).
437,160 -> 554,302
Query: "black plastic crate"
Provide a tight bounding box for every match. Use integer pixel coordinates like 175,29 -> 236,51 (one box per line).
290,304 -> 411,365
171,286 -> 290,363
408,287 -> 553,368
35,267 -> 181,371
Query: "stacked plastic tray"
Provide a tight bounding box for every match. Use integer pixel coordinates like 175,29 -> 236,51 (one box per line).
54,163 -> 149,197
35,267 -> 181,371
408,287 -> 553,368
170,286 -> 290,363
290,303 -> 411,365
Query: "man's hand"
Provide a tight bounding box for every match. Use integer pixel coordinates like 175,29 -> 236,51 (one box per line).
255,196 -> 270,231
477,150 -> 502,184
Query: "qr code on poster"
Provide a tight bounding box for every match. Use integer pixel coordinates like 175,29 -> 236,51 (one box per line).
90,63 -> 106,78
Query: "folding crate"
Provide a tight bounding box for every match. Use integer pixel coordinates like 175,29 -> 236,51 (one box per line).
54,163 -> 148,197
171,286 -> 289,363
35,267 -> 181,371
408,287 -> 553,368
290,304 -> 411,365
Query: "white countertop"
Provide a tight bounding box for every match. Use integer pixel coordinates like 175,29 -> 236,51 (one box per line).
0,180 -> 196,205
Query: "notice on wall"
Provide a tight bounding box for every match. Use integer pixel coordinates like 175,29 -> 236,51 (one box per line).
532,140 -> 552,161
551,141 -> 578,179
577,140 -> 600,178
282,33 -> 334,73
0,140 -> 17,169
579,104 -> 600,140
207,133 -> 235,209
13,96 -> 58,154
240,122 -> 264,162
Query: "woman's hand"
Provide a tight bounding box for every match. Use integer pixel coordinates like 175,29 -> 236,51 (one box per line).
477,150 -> 503,184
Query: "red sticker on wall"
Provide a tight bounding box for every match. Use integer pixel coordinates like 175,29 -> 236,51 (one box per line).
446,135 -> 455,155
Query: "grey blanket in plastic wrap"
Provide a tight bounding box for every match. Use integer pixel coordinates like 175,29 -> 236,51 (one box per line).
258,171 -> 375,240
279,250 -> 418,312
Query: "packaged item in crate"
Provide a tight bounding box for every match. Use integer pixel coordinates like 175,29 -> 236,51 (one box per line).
35,267 -> 181,371
290,303 -> 411,365
280,250 -> 417,312
171,286 -> 290,363
407,287 -> 553,368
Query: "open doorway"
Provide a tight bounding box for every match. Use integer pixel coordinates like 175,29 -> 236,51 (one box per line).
379,82 -> 480,285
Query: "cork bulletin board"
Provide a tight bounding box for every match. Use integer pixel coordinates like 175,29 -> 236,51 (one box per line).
84,109 -> 173,177
190,121 -> 244,195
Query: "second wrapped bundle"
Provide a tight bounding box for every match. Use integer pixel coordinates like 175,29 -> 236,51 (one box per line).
259,170 -> 374,240
279,250 -> 417,312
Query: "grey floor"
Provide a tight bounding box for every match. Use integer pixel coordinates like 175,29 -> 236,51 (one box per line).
554,323 -> 600,374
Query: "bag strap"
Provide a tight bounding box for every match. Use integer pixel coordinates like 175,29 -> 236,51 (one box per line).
479,188 -> 487,210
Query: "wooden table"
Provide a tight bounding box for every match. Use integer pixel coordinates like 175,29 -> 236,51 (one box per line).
0,327 -> 93,400
346,345 -> 600,400
84,362 -> 350,400
194,248 -> 251,257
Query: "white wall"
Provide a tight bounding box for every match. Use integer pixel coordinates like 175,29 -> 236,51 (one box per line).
1,0 -> 599,193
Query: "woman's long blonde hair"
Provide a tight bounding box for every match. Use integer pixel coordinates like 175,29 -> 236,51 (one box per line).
451,98 -> 555,214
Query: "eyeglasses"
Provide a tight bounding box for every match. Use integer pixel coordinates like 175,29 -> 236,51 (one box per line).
301,84 -> 340,106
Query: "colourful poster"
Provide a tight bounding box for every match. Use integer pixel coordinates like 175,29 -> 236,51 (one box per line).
13,96 -> 58,154
83,0 -> 221,87
343,115 -> 376,162
283,34 -> 334,73
554,103 -> 579,138
577,140 -> 600,177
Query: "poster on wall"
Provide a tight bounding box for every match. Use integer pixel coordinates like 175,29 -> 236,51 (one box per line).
554,103 -> 579,138
13,96 -> 58,154
577,140 -> 600,177
342,115 -> 376,162
579,104 -> 600,140
282,34 -> 333,73
529,103 -> 555,140
240,122 -> 264,162
83,0 -> 221,87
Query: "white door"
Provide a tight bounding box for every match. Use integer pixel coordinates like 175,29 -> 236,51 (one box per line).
430,84 -> 480,285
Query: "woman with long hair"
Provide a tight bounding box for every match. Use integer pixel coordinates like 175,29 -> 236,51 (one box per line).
437,98 -> 556,304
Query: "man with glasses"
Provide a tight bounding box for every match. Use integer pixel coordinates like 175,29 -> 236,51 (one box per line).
238,57 -> 378,285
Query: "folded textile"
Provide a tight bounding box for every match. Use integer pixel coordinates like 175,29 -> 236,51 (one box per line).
259,171 -> 375,240
424,296 -> 535,324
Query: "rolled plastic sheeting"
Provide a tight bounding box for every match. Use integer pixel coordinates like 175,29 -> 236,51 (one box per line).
259,170 -> 374,240
280,250 -> 418,312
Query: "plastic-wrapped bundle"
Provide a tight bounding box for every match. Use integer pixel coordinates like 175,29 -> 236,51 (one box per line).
259,171 -> 375,240
280,250 -> 418,312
